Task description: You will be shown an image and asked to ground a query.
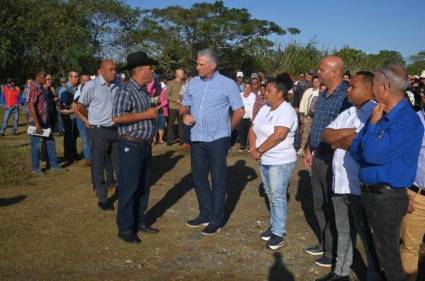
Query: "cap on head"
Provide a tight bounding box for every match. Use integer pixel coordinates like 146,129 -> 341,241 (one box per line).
236,71 -> 244,78
251,73 -> 259,80
124,51 -> 158,70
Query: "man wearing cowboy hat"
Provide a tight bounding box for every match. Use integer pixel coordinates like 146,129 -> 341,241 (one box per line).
112,51 -> 160,244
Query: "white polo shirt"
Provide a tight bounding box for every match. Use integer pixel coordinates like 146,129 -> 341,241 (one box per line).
327,100 -> 376,195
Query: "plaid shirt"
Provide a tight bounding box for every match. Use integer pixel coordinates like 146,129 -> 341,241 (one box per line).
25,81 -> 48,126
252,93 -> 267,120
309,81 -> 351,152
112,79 -> 156,140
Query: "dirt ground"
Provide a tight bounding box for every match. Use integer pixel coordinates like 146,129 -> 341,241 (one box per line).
0,113 -> 424,281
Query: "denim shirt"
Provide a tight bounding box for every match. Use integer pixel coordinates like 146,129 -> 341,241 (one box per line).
351,99 -> 424,188
182,71 -> 243,142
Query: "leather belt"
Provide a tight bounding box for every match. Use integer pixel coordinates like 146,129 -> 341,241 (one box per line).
119,134 -> 150,144
409,185 -> 425,196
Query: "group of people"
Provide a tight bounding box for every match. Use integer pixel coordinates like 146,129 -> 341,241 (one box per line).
2,47 -> 425,281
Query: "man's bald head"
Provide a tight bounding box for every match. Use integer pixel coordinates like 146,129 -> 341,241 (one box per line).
318,56 -> 344,90
98,59 -> 116,84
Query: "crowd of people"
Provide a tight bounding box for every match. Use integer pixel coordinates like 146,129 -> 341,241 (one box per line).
1,48 -> 425,281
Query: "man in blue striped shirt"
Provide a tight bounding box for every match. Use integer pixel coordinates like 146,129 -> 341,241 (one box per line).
180,49 -> 244,235
112,51 -> 161,244
350,65 -> 424,281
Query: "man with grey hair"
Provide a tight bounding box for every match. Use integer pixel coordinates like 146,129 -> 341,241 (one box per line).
350,65 -> 424,281
180,48 -> 244,235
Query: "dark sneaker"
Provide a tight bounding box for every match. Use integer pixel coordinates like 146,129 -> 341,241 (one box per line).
118,232 -> 141,244
201,224 -> 221,236
266,234 -> 285,250
260,227 -> 272,241
186,217 -> 209,228
314,255 -> 333,268
98,201 -> 114,211
305,245 -> 324,256
315,271 -> 349,281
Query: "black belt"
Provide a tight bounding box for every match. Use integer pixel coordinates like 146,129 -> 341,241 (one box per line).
119,134 -> 150,144
409,185 -> 425,196
361,184 -> 395,193
90,125 -> 117,130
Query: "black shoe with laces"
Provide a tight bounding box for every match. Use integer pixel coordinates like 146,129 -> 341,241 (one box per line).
266,234 -> 285,250
186,217 -> 209,228
260,227 -> 272,241
201,224 -> 221,236
314,255 -> 333,268
305,245 -> 324,256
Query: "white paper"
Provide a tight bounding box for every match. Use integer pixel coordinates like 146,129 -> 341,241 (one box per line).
27,126 -> 51,137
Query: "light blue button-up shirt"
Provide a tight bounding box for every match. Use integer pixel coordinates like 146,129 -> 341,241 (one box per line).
182,71 -> 243,142
79,75 -> 118,127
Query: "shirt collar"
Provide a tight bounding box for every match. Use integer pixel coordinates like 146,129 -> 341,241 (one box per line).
130,78 -> 145,91
97,75 -> 107,86
200,70 -> 219,81
384,98 -> 410,121
66,81 -> 74,89
321,81 -> 348,98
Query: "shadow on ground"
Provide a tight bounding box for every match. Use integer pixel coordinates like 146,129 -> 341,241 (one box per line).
0,195 -> 27,207
268,252 -> 295,281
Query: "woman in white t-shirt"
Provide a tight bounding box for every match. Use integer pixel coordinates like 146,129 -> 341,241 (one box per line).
248,73 -> 298,250
237,82 -> 256,151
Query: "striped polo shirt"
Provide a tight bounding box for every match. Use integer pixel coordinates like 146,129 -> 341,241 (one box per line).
112,79 -> 156,141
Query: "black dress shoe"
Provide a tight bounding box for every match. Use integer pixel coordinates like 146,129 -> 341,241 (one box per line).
315,272 -> 349,281
138,223 -> 160,233
98,201 -> 114,211
118,232 -> 141,244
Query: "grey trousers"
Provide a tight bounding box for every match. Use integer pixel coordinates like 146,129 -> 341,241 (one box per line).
332,194 -> 380,280
311,153 -> 335,259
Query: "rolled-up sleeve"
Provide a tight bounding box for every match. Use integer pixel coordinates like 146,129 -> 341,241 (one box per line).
79,84 -> 93,106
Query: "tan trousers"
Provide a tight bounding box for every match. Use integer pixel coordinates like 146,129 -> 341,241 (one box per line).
400,188 -> 425,281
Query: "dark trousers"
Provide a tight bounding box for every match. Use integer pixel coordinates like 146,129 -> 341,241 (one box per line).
117,139 -> 152,234
311,153 -> 335,260
190,137 -> 229,226
61,115 -> 78,160
88,127 -> 119,203
237,118 -> 250,149
363,188 -> 408,281
167,108 -> 183,144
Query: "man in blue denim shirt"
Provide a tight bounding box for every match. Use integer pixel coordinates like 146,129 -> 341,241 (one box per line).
180,48 -> 244,235
351,65 -> 424,281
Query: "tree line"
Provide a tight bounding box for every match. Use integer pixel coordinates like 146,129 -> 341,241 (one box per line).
1,0 -> 424,84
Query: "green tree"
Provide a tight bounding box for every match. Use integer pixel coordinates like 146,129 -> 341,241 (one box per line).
407,50 -> 425,75
134,0 -> 300,77
332,46 -> 367,73
365,50 -> 405,71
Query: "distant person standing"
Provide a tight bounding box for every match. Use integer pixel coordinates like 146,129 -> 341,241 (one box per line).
72,74 -> 92,166
166,68 -> 185,146
0,79 -> 21,136
180,48 -> 244,235
236,71 -> 244,92
59,71 -> 79,161
26,70 -> 62,175
238,82 -> 256,151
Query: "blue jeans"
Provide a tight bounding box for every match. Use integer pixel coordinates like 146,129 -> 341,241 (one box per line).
117,139 -> 152,234
259,161 -> 296,236
76,119 -> 91,160
190,137 -> 229,226
30,135 -> 59,172
1,106 -> 19,134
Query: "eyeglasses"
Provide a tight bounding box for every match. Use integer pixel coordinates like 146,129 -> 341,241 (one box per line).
378,70 -> 391,89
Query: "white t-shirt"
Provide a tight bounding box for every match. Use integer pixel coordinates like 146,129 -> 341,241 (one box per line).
253,102 -> 298,165
327,100 -> 376,195
240,92 -> 256,119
